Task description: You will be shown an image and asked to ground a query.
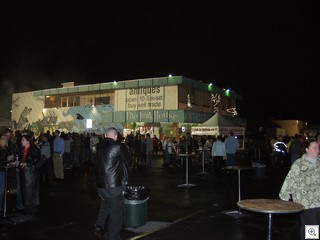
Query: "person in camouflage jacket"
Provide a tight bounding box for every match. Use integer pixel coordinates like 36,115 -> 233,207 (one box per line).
279,139 -> 320,240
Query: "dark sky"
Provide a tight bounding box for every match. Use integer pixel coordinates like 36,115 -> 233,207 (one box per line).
1,1 -> 318,124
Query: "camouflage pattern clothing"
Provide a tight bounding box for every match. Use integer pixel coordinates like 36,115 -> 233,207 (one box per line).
279,153 -> 320,209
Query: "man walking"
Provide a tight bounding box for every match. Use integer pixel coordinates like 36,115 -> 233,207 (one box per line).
94,127 -> 130,240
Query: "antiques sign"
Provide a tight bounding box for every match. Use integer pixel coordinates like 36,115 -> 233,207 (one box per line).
125,86 -> 164,110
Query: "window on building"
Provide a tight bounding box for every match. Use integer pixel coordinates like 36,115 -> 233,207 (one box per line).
44,95 -> 80,108
70,96 -> 80,106
61,97 -> 68,107
45,96 -> 57,108
95,96 -> 110,105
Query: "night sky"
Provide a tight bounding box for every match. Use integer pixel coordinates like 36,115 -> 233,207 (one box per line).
1,1 -> 318,125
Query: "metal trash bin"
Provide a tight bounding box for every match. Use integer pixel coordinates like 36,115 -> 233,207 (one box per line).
123,185 -> 151,227
252,161 -> 266,178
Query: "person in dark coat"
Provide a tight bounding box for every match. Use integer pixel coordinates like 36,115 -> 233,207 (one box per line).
132,135 -> 141,167
17,134 -> 41,214
0,135 -> 14,214
93,127 -> 130,240
289,134 -> 304,165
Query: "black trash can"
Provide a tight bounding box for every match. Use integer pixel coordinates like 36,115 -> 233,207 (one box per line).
252,161 -> 266,178
123,185 -> 151,227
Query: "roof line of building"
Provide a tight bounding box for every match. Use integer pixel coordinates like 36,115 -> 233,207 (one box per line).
30,76 -> 242,100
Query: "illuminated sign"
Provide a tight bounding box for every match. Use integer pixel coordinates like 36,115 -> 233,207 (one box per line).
86,119 -> 92,129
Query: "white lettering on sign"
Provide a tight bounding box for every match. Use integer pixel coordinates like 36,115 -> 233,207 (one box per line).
126,112 -> 139,121
126,86 -> 164,110
154,111 -> 168,122
140,111 -> 153,121
169,112 -> 177,121
129,86 -> 161,96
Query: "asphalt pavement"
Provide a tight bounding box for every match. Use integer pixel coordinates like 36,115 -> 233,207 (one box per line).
0,154 -> 301,240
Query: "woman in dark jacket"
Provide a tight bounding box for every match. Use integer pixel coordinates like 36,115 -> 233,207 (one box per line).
17,134 -> 41,214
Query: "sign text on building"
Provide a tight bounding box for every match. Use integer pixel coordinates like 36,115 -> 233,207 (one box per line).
126,86 -> 164,110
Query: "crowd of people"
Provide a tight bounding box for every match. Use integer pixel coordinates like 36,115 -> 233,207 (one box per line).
261,133 -> 305,168
1,127 -> 320,240
160,131 -> 240,171
0,129 -> 113,216
0,129 -> 41,215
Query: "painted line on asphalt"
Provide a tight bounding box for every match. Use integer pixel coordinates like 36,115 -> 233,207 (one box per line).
127,209 -> 204,240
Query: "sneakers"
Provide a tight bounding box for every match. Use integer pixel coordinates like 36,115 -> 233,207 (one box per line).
94,226 -> 104,239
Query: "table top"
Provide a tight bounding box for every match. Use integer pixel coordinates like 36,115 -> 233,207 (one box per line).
225,165 -> 252,171
237,199 -> 304,214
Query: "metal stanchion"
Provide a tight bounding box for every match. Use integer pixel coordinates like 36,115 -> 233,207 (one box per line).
177,153 -> 197,188
1,164 -> 16,224
197,150 -> 210,175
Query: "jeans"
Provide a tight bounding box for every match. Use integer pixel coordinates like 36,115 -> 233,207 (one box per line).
213,156 -> 224,171
226,153 -> 236,166
165,150 -> 170,165
162,150 -> 167,164
63,152 -> 71,168
146,151 -> 152,167
169,154 -> 176,165
203,150 -> 211,163
16,171 -> 24,209
96,186 -> 124,240
71,151 -> 80,167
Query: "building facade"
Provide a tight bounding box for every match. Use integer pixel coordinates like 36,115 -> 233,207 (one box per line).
272,120 -> 307,137
11,76 -> 243,138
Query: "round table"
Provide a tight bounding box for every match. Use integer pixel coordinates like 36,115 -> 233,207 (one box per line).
224,165 -> 251,217
237,199 -> 304,240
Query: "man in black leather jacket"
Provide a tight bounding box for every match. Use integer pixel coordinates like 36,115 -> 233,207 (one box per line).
94,127 -> 130,240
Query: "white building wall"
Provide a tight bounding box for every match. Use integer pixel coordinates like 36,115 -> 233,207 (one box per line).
163,85 -> 178,110
115,89 -> 126,111
12,92 -> 45,130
